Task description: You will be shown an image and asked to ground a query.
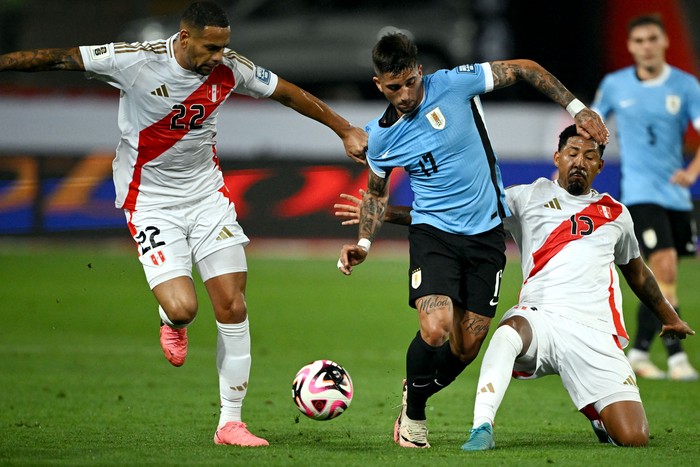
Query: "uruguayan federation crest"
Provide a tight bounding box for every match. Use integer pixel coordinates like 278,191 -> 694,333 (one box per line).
666,95 -> 681,115
425,107 -> 446,130
411,268 -> 422,289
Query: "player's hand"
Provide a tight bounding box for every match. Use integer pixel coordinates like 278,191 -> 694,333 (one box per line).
660,320 -> 696,340
337,243 -> 368,275
340,126 -> 368,165
334,190 -> 364,225
574,108 -> 609,145
670,168 -> 698,187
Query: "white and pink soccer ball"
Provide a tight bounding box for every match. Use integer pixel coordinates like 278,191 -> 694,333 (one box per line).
292,359 -> 353,420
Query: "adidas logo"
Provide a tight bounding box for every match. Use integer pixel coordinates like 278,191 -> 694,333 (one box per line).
477,382 -> 495,394
544,198 -> 562,210
229,381 -> 248,392
150,84 -> 169,97
623,375 -> 638,387
216,226 -> 235,241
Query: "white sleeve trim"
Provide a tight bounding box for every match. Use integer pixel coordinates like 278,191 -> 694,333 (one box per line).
366,158 -> 386,178
693,116 -> 700,132
481,62 -> 494,93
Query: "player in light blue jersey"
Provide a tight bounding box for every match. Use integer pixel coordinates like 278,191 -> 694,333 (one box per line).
592,14 -> 700,381
337,32 -> 609,448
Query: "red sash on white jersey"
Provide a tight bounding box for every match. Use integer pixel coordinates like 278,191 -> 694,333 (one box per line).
525,195 -> 622,283
123,65 -> 235,210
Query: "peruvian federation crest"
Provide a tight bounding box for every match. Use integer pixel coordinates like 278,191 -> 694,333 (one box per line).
666,95 -> 681,115
208,84 -> 223,102
597,205 -> 612,219
425,107 -> 446,130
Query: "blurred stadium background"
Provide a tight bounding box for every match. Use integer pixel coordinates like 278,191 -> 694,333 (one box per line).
1,0 -> 699,239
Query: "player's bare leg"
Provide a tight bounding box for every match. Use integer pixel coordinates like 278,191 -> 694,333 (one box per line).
153,276 -> 198,367
599,401 -> 649,447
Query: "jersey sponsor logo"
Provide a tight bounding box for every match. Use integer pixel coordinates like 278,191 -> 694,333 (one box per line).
411,268 -> 422,289
666,95 -> 681,115
425,107 -> 446,130
456,64 -> 476,74
150,84 -> 169,97
255,66 -> 271,85
89,45 -> 112,61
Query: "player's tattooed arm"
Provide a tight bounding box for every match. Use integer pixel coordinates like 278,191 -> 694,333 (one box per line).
385,205 -> 412,225
0,47 -> 85,72
489,59 -> 609,145
490,60 -> 575,108
359,171 -> 390,241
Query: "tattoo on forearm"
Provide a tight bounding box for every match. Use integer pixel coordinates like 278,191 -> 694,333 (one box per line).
359,175 -> 388,240
0,48 -> 84,72
417,295 -> 451,315
491,61 -> 574,108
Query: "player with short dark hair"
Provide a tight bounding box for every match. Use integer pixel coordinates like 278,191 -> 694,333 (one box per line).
335,124 -> 695,449
336,32 -> 608,448
461,124 -> 695,450
592,14 -> 700,381
0,1 -> 367,446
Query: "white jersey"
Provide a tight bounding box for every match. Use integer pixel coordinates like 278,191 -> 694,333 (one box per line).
79,35 -> 278,210
504,178 -> 640,345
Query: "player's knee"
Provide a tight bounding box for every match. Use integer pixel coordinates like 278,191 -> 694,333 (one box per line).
216,293 -> 248,323
162,298 -> 198,325
612,429 -> 649,447
420,325 -> 449,347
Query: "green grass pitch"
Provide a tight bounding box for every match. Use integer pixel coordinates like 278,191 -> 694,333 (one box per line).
0,240 -> 699,465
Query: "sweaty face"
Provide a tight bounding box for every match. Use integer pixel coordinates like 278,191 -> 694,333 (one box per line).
180,25 -> 230,75
373,66 -> 423,116
627,24 -> 668,73
554,135 -> 603,196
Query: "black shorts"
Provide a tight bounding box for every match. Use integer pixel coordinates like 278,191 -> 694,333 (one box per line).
628,204 -> 697,257
407,223 -> 507,318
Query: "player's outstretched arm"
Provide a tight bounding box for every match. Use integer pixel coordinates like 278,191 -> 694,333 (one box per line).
334,189 -> 412,226
269,77 -> 367,164
337,172 -> 391,275
489,59 -> 609,145
0,47 -> 85,72
619,257 -> 696,339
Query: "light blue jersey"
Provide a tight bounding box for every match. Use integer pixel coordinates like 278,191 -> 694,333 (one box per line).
366,63 -> 509,235
592,64 -> 700,210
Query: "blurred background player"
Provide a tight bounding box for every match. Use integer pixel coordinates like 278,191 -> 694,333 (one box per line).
461,124 -> 695,450
337,32 -> 608,448
0,1 -> 367,446
592,14 -> 700,381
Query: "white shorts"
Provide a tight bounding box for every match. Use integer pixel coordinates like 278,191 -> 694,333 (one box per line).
502,306 -> 641,412
125,190 -> 250,289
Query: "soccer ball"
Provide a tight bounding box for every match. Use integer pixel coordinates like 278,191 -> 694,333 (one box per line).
292,359 -> 353,420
